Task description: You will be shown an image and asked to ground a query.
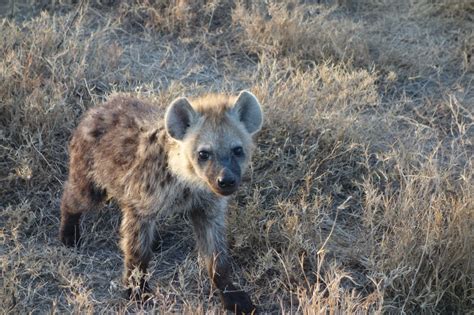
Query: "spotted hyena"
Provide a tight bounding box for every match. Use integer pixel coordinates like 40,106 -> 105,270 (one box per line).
59,90 -> 263,313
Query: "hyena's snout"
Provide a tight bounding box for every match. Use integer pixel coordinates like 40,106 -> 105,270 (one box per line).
216,168 -> 239,193
210,161 -> 241,196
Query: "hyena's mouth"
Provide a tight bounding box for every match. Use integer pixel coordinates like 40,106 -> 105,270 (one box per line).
213,186 -> 239,196
208,180 -> 240,197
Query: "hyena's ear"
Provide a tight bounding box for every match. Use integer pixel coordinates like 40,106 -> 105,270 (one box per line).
230,90 -> 263,135
165,97 -> 197,140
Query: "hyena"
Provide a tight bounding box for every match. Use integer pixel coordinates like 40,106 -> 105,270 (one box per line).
59,90 -> 263,313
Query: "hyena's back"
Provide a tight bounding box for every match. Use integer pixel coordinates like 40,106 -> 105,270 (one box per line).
72,96 -> 163,188
60,96 -> 164,245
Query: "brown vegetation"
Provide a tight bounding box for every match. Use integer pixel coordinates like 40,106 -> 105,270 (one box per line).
1,0 -> 473,313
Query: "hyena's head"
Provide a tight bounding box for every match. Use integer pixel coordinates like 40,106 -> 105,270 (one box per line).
165,91 -> 263,196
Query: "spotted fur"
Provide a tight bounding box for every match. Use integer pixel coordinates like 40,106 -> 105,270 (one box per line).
59,91 -> 263,313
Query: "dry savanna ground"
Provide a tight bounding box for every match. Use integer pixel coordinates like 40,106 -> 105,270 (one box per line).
1,0 -> 473,313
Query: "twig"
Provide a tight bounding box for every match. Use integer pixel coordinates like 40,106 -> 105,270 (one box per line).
56,0 -> 86,50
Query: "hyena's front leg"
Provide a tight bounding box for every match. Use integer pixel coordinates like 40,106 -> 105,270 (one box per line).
120,208 -> 155,300
191,208 -> 255,313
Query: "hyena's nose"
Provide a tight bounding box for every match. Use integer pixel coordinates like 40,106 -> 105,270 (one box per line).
217,174 -> 236,189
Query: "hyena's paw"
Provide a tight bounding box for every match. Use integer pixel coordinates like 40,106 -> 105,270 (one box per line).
126,281 -> 154,303
59,224 -> 81,247
59,212 -> 82,247
220,290 -> 256,314
60,230 -> 80,247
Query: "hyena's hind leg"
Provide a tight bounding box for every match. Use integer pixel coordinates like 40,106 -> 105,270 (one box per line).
59,179 -> 106,247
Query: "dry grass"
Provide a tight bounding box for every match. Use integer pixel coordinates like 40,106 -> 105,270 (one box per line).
1,0 -> 473,313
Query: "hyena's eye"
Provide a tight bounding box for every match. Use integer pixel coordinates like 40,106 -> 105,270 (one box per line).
198,150 -> 211,161
232,146 -> 244,157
